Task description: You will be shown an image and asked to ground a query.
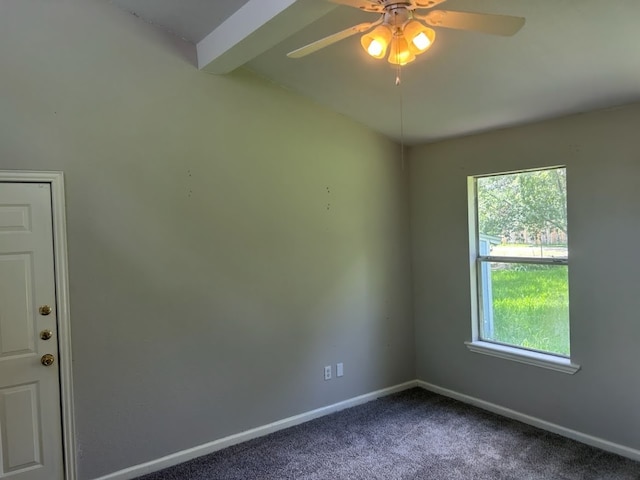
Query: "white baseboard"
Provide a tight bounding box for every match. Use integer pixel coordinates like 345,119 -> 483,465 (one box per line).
94,379 -> 640,479
416,380 -> 640,463
93,381 -> 418,480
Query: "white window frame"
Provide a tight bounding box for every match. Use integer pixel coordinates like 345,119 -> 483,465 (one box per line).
466,167 -> 580,374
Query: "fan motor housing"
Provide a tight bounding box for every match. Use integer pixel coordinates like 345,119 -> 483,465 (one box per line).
383,5 -> 413,29
379,0 -> 412,7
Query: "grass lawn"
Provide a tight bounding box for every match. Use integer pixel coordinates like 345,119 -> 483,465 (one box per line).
489,265 -> 570,356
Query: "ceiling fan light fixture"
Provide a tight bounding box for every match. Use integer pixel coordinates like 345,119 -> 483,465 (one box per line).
361,25 -> 393,59
387,34 -> 415,66
403,20 -> 436,54
287,1 -> 526,64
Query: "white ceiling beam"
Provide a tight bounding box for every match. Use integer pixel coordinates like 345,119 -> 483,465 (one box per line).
197,0 -> 337,74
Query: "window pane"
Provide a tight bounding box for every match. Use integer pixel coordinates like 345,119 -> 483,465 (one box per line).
480,262 -> 569,356
477,169 -> 567,259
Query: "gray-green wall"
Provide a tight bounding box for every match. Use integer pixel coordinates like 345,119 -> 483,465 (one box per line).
410,104 -> 640,452
0,1 -> 414,478
3,0 -> 640,478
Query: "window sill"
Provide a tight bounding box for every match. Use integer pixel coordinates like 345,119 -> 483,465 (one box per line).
465,341 -> 581,374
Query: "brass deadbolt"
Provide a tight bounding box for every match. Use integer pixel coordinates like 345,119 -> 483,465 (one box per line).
40,330 -> 53,340
39,305 -> 52,316
41,354 -> 55,366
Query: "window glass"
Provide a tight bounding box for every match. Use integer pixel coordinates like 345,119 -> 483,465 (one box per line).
480,263 -> 569,356
478,169 -> 567,259
474,167 -> 569,357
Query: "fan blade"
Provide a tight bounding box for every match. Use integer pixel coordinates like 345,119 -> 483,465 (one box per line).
327,0 -> 384,13
419,10 -> 525,36
287,21 -> 379,58
412,0 -> 448,10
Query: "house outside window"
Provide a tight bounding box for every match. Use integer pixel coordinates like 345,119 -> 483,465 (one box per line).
466,167 -> 579,373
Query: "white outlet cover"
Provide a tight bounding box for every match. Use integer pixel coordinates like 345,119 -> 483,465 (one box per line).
324,365 -> 332,380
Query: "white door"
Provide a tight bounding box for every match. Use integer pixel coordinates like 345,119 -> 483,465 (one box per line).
0,183 -> 63,480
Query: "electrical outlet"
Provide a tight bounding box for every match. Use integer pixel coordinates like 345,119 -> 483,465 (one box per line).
324,365 -> 332,380
336,362 -> 344,377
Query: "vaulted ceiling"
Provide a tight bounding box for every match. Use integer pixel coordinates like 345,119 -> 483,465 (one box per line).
110,0 -> 640,144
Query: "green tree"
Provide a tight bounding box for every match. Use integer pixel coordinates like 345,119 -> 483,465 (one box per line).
478,168 -> 567,240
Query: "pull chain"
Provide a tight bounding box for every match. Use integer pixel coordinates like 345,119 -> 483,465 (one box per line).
396,62 -> 405,171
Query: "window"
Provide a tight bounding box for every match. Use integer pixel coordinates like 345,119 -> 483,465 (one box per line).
467,167 -> 578,373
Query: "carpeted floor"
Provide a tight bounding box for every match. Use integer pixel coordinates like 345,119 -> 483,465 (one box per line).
137,388 -> 640,479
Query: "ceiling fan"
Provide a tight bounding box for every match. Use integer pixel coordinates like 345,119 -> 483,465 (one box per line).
287,0 -> 525,66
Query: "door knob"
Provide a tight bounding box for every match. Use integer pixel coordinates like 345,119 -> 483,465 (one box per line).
39,305 -> 52,316
41,354 -> 55,366
40,330 -> 53,340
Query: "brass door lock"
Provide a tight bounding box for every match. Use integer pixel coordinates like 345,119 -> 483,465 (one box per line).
40,330 -> 53,340
41,354 -> 55,366
39,305 -> 53,316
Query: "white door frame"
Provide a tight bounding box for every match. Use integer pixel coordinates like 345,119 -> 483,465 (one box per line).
0,171 -> 76,480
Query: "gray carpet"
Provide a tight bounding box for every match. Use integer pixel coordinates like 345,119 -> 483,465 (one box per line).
137,388 -> 640,479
